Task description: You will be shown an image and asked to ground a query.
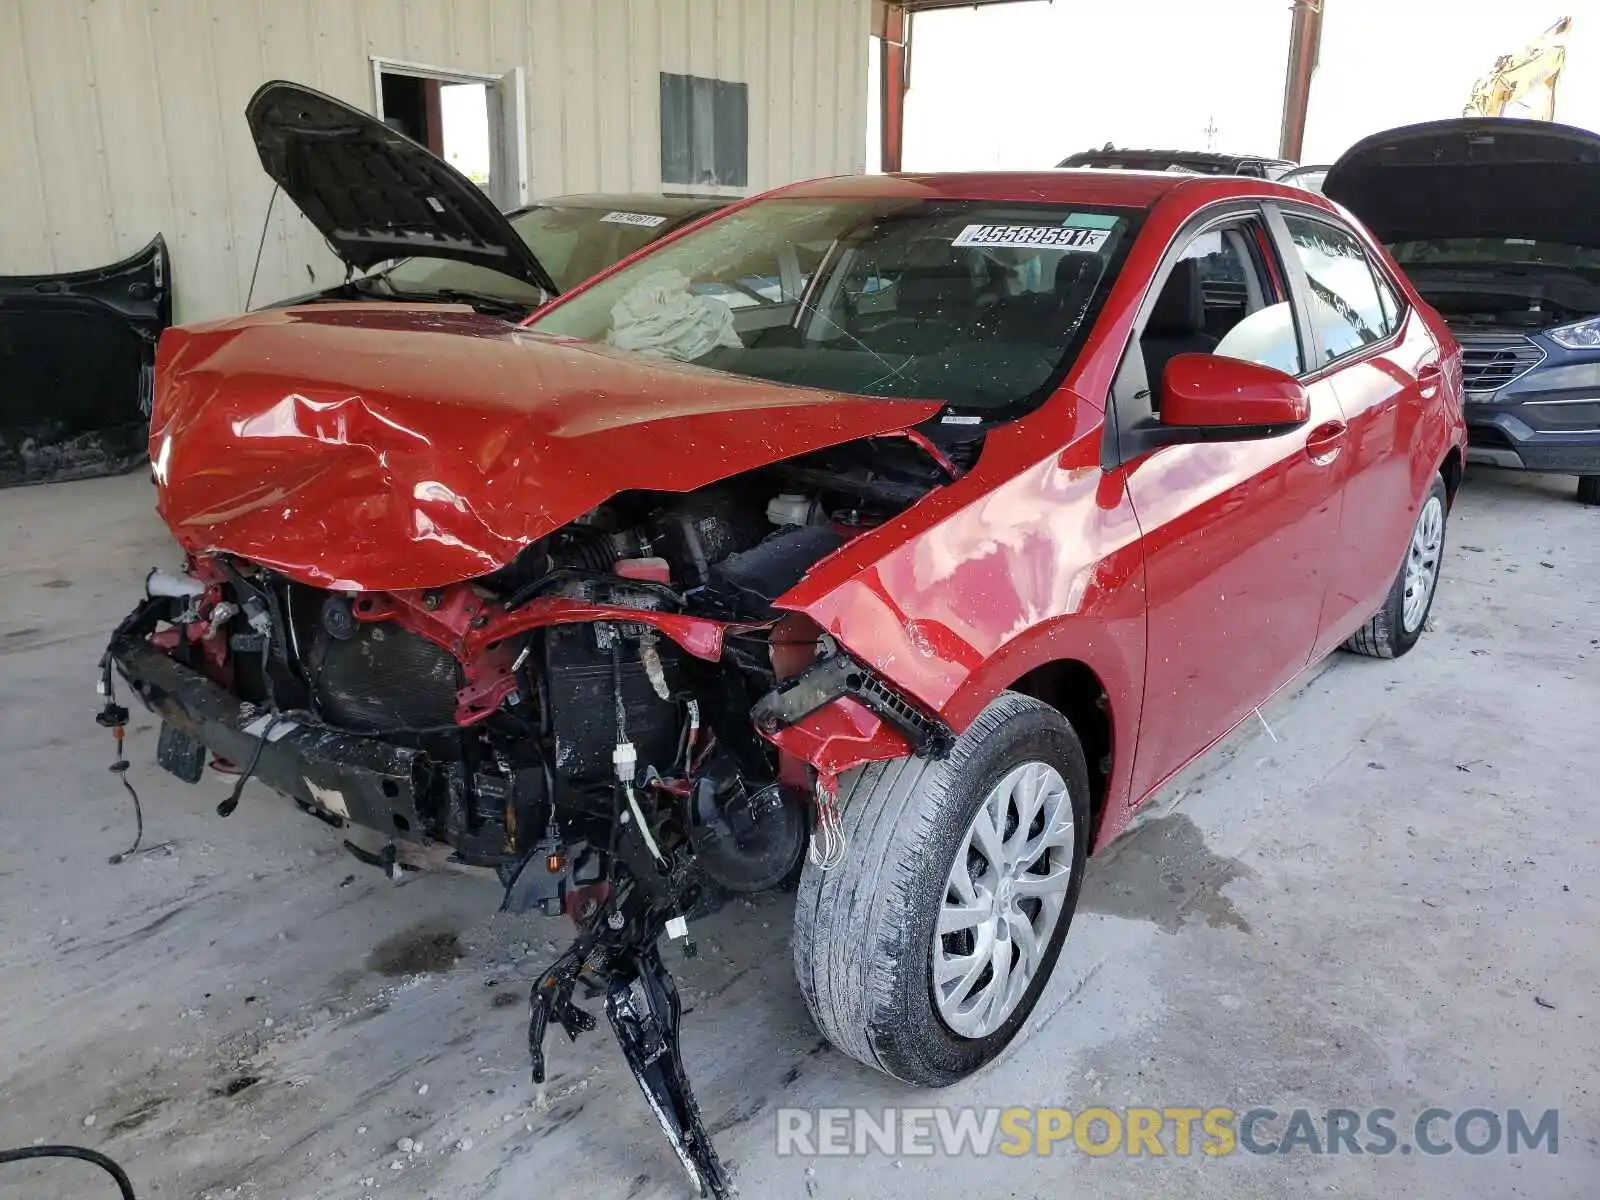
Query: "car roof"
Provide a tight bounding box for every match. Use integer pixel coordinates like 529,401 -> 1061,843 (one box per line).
763,170 -> 1272,209
537,192 -> 728,216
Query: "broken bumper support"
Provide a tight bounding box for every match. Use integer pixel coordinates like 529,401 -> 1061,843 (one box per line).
529,890 -> 731,1199
107,634 -> 428,836
751,651 -> 954,759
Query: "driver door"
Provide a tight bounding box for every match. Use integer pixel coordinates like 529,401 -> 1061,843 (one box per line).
1112,207 -> 1347,801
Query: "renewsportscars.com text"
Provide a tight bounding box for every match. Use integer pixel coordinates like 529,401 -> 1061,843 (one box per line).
775,1106 -> 1559,1158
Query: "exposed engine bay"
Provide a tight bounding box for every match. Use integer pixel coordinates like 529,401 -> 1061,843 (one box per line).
1403,264 -> 1600,333
103,431 -> 970,1196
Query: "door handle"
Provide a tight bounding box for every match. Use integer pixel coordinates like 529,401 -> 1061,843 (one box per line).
1305,419 -> 1347,466
1416,361 -> 1443,398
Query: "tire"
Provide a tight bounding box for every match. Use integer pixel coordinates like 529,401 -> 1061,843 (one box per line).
792,691 -> 1091,1086
1578,476 -> 1600,506
1344,474 -> 1449,659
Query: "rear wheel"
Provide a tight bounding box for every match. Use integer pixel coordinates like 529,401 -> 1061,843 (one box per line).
1344,474 -> 1448,659
792,692 -> 1090,1086
1578,476 -> 1600,506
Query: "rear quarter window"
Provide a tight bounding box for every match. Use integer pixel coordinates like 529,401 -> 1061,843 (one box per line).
1283,213 -> 1391,362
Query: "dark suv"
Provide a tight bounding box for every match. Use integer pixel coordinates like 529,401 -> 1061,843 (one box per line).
1325,117 -> 1600,504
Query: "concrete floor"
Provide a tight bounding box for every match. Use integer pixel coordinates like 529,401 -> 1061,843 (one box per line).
0,467 -> 1594,1199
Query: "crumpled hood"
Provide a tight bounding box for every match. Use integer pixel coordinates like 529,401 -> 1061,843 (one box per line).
150,303 -> 939,591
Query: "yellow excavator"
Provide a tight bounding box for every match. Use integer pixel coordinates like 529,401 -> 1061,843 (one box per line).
1464,15 -> 1572,119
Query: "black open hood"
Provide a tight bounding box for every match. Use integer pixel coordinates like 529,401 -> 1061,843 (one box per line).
245,80 -> 558,296
1323,118 -> 1600,248
0,235 -> 171,486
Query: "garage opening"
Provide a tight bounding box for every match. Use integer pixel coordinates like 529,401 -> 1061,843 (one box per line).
370,58 -> 527,211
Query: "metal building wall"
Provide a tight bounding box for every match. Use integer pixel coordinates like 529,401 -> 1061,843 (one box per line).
0,0 -> 870,322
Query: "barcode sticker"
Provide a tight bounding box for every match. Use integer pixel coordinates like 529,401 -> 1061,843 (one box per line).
951,224 -> 1109,251
600,211 -> 670,227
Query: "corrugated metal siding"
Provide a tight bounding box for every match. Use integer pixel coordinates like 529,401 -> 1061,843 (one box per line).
0,0 -> 870,321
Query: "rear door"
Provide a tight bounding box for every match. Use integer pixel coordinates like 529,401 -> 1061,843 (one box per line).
1268,205 -> 1436,648
1110,205 -> 1345,801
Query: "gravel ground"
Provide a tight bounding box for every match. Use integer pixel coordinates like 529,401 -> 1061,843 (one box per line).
0,467 -> 1594,1199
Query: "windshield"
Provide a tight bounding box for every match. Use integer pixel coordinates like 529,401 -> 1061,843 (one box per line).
1389,237 -> 1600,271
528,197 -> 1139,416
381,204 -> 686,301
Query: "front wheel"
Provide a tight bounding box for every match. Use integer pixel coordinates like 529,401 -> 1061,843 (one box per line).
792,692 -> 1090,1086
1578,476 -> 1600,506
1344,474 -> 1448,659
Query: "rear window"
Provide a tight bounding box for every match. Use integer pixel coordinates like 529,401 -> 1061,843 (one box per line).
382,204 -> 685,300
528,197 -> 1141,418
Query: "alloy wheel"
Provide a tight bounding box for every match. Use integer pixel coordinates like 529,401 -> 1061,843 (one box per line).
933,761 -> 1077,1039
1402,494 -> 1445,633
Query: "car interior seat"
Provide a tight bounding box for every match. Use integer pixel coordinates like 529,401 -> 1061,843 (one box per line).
1140,259 -> 1219,396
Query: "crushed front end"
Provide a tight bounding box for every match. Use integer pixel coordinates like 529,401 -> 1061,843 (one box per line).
105,439 -> 963,1196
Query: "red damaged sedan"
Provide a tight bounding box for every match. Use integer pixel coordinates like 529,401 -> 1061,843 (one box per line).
107,166 -> 1465,1194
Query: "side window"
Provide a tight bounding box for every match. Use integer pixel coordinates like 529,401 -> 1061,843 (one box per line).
1283,214 -> 1390,363
1136,216 -> 1303,409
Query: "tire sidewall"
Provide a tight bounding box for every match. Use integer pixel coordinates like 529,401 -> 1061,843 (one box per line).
877,702 -> 1091,1085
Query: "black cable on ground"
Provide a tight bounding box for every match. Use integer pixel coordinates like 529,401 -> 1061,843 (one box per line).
0,1144 -> 136,1199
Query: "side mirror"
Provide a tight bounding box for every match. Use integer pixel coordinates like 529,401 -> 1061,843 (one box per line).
1160,353 -> 1310,432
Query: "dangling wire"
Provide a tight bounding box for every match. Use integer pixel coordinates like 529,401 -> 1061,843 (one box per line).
107,745 -> 143,865
807,774 -> 846,871
215,713 -> 283,818
97,656 -> 143,865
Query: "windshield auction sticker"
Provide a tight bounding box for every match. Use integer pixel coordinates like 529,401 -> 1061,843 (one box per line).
600,211 -> 670,227
951,224 -> 1109,251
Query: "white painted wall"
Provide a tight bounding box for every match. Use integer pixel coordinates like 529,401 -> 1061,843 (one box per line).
0,0 -> 870,321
